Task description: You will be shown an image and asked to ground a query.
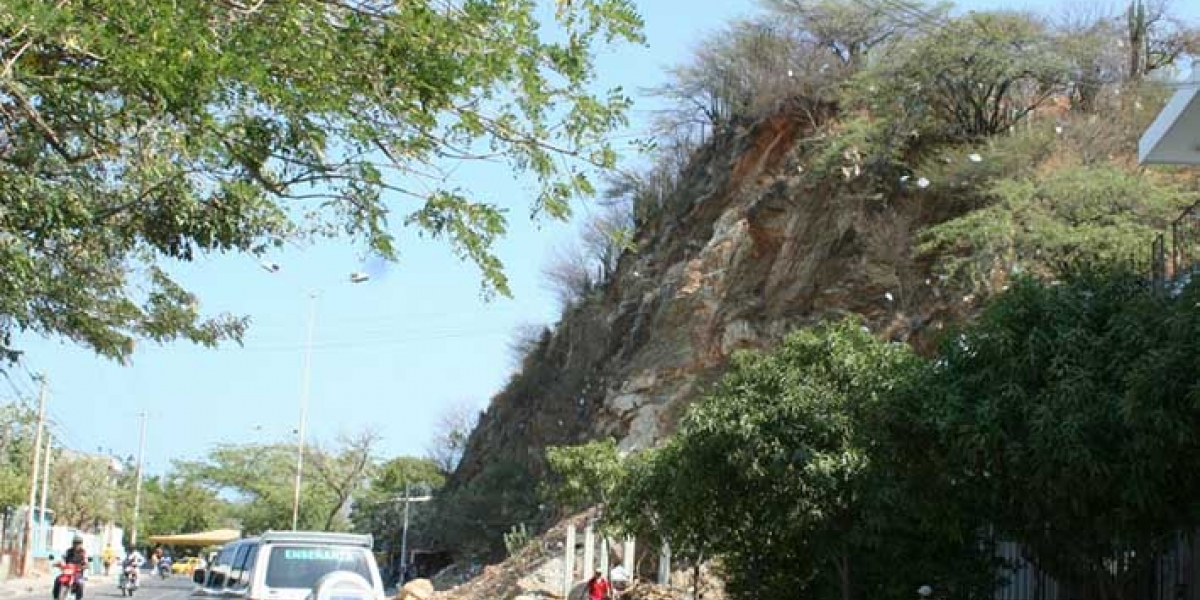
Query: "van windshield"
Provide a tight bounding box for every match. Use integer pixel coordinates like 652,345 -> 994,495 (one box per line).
263,546 -> 373,589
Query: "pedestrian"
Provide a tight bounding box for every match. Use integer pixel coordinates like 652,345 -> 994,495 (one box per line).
581,569 -> 611,600
102,545 -> 115,576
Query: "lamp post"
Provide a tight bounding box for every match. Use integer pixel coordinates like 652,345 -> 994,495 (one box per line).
261,262 -> 372,530
291,290 -> 318,531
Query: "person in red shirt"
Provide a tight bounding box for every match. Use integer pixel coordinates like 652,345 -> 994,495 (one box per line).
583,570 -> 612,600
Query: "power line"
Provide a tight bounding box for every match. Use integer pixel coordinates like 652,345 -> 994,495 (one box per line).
1,369 -> 35,405
235,328 -> 511,353
11,360 -> 89,453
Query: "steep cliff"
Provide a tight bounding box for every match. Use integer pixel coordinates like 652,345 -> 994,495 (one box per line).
452,105 -> 968,495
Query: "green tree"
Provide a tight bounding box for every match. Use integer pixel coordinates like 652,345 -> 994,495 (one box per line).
920,165 -> 1196,296
761,0 -> 930,70
860,10 -> 1068,140
432,458 -> 540,561
0,0 -> 643,363
351,457 -> 444,560
923,269 -> 1200,600
140,475 -> 230,537
0,402 -> 36,508
49,451 -> 120,529
609,320 -> 991,600
543,438 -> 622,513
308,430 -> 380,531
181,433 -> 379,533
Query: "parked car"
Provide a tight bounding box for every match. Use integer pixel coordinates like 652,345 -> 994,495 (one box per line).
192,532 -> 383,600
173,557 -> 203,576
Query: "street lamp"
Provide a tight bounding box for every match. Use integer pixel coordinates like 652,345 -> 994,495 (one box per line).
262,263 -> 370,530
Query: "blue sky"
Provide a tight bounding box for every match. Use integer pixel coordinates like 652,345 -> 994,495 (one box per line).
6,0 -> 1197,472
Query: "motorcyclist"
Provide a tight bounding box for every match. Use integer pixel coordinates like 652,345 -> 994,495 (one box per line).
53,535 -> 88,600
122,550 -> 145,588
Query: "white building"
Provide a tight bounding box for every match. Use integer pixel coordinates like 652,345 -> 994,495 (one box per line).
1140,66 -> 1200,166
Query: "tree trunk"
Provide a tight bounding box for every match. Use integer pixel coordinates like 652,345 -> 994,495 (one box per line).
836,552 -> 854,600
1128,1 -> 1146,82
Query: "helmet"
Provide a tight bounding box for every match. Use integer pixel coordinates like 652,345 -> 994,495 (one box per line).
72,534 -> 84,544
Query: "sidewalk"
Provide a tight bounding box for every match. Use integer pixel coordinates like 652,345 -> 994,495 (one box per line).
0,574 -> 52,598
0,573 -> 118,598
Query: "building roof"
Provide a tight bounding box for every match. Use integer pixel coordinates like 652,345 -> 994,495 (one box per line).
1140,67 -> 1200,166
146,529 -> 242,546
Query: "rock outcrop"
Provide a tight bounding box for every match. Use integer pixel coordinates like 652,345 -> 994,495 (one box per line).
450,106 -> 964,533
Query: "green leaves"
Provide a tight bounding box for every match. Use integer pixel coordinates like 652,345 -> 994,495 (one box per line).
607,320 -> 982,600
920,166 -> 1196,296
544,439 -> 622,512
178,433 -> 379,534
859,10 -> 1067,140
0,0 -> 643,361
921,269 -> 1200,592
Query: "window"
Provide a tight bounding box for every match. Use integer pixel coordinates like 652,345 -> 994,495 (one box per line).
227,545 -> 251,588
231,545 -> 258,589
263,546 -> 372,590
206,546 -> 236,589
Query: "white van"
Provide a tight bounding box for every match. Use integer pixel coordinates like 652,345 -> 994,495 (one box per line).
193,532 -> 384,600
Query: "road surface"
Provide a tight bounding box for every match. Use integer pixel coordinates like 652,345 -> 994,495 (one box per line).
5,575 -> 194,600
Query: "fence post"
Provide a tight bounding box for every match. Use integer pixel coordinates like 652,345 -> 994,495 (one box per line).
583,522 -> 596,581
658,542 -> 671,586
599,538 -> 610,579
563,525 -> 577,599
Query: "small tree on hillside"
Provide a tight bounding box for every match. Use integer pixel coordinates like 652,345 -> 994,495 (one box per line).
543,439 -> 622,514
1125,0 -> 1200,82
426,403 -> 479,476
761,0 -> 926,70
864,10 -> 1069,140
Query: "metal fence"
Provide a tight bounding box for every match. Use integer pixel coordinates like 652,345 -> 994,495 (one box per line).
994,533 -> 1200,600
1152,202 -> 1200,292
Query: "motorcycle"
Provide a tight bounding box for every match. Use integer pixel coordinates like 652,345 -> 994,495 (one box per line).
119,564 -> 139,597
53,563 -> 83,600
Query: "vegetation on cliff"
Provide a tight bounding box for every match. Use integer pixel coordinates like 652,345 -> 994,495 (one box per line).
594,267 -> 1200,600
450,0 -> 1200,565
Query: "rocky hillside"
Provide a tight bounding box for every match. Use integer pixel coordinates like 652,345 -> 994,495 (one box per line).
432,0 -> 1200,573
453,105 -> 968,493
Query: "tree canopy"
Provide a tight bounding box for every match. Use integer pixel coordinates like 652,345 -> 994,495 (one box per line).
49,451 -> 120,529
0,402 -> 36,508
179,432 -> 378,533
351,456 -> 444,558
921,270 -> 1200,599
0,0 -> 643,363
608,320 -> 993,600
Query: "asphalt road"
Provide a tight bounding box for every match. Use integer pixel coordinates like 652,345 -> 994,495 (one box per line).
8,575 -> 194,600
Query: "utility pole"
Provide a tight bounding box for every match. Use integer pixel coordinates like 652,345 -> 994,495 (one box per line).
21,377 -> 48,576
37,432 -> 52,558
292,292 -> 318,531
397,482 -> 432,583
130,412 -> 147,549
399,481 -> 411,581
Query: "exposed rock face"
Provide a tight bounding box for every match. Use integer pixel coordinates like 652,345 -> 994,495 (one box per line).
452,107 -> 962,506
